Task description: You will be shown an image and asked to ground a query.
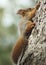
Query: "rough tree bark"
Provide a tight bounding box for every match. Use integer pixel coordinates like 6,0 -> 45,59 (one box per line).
12,0 -> 46,65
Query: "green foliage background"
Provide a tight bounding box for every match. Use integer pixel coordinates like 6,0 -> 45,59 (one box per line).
0,0 -> 38,65
0,8 -> 18,65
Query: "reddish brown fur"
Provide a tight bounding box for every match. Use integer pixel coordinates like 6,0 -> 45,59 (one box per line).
12,36 -> 28,64
25,21 -> 35,32
12,3 -> 40,64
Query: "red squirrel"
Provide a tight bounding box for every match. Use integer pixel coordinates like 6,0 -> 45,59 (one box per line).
12,21 -> 35,64
12,3 -> 40,64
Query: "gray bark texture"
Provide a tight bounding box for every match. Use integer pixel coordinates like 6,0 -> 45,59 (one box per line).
17,0 -> 46,65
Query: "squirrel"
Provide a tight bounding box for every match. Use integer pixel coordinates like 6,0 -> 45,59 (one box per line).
12,21 -> 35,64
12,2 -> 40,64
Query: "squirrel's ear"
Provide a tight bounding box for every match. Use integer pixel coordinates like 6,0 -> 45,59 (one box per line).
17,9 -> 26,17
36,2 -> 40,10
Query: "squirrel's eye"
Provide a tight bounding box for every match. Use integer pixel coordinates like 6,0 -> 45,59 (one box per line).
44,7 -> 46,11
44,2 -> 46,4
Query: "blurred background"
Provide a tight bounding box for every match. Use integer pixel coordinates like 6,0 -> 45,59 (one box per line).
0,0 -> 38,65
